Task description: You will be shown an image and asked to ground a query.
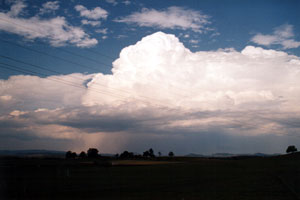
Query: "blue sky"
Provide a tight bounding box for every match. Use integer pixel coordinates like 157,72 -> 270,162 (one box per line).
0,0 -> 300,154
1,0 -> 299,78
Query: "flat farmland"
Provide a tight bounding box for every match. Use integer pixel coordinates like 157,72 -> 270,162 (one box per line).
0,155 -> 300,200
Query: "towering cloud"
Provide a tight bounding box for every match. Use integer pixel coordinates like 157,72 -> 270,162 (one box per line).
1,32 -> 300,154
84,32 -> 300,112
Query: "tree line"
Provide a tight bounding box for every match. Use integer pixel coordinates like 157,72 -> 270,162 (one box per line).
66,148 -> 174,159
66,145 -> 298,159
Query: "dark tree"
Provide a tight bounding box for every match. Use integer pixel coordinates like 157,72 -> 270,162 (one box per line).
71,152 -> 77,158
143,151 -> 150,158
120,151 -> 134,159
168,151 -> 174,157
79,151 -> 87,158
87,148 -> 99,158
286,145 -> 298,154
143,148 -> 155,158
66,151 -> 77,159
149,148 -> 155,157
158,152 -> 162,157
65,151 -> 73,159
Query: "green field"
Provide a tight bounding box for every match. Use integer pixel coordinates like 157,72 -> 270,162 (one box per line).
1,154 -> 300,199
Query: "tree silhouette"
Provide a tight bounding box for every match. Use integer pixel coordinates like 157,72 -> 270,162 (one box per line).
149,148 -> 155,157
65,151 -> 72,159
286,145 -> 298,154
120,151 -> 134,159
66,151 -> 77,159
158,152 -> 162,157
87,148 -> 99,158
143,150 -> 150,158
79,151 -> 87,158
168,151 -> 174,157
71,152 -> 77,158
143,148 -> 155,158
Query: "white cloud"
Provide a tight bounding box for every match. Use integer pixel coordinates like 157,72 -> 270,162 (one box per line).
1,32 -> 300,153
251,24 -> 300,49
0,2 -> 98,47
115,34 -> 127,39
115,6 -> 210,33
39,1 -> 60,15
82,32 -> 300,113
123,0 -> 131,5
7,1 -> 26,17
9,110 -> 27,117
106,0 -> 118,6
189,39 -> 198,44
81,19 -> 100,27
75,5 -> 108,20
0,74 -> 92,114
95,28 -> 108,34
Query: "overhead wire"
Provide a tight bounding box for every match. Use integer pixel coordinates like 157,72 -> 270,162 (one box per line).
0,54 -> 170,107
85,48 -> 115,60
0,16 -> 188,105
0,38 -> 103,72
0,17 -> 114,63
0,62 -> 148,104
0,59 -> 173,108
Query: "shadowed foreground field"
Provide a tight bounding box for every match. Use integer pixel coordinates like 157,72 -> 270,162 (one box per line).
0,154 -> 300,200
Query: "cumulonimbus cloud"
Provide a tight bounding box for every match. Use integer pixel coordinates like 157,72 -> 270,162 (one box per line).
83,32 -> 300,113
1,32 -> 300,154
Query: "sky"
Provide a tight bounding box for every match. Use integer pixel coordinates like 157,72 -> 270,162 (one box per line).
0,0 -> 300,155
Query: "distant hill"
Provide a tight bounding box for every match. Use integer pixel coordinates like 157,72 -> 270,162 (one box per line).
185,152 -> 282,158
185,153 -> 205,157
0,149 -> 65,157
211,153 -> 281,158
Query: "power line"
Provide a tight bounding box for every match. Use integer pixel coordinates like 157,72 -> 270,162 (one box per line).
0,17 -> 114,62
0,37 -> 113,68
0,54 -> 169,107
85,48 -> 115,60
0,17 -> 187,102
0,61 -> 169,108
0,62 -> 141,102
58,48 -> 112,67
0,38 -> 104,72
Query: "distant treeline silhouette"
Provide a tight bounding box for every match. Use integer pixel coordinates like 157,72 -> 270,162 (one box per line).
66,145 -> 298,159
66,148 -> 174,159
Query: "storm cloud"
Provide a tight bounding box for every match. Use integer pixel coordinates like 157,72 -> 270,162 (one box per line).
1,32 -> 300,154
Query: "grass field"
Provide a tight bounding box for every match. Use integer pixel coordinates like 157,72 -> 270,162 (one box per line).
1,154 -> 300,199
